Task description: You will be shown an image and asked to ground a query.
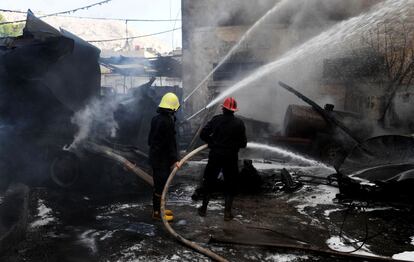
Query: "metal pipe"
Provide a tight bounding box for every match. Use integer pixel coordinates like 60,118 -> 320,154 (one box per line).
160,144 -> 229,262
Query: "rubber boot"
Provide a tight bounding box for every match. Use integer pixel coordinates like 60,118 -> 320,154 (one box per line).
152,210 -> 174,222
197,194 -> 210,217
224,195 -> 234,221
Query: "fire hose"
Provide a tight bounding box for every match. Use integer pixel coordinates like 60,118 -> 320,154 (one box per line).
160,144 -> 229,262
83,142 -> 401,261
83,142 -> 226,260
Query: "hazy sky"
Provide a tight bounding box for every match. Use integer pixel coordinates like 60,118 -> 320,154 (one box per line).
1,0 -> 182,48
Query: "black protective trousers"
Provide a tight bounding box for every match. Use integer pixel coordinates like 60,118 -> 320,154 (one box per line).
152,164 -> 170,213
202,152 -> 239,196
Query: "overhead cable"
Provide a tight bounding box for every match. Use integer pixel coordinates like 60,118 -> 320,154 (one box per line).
0,8 -> 181,22
71,16 -> 181,22
87,27 -> 182,43
0,9 -> 27,14
0,0 -> 113,25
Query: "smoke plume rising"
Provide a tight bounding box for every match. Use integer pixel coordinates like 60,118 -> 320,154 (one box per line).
67,97 -> 119,150
186,0 -> 385,128
204,0 -> 411,130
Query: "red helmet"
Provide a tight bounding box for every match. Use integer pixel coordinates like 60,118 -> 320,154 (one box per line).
222,97 -> 238,112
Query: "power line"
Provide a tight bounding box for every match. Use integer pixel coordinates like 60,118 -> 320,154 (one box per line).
87,27 -> 182,43
0,0 -> 113,26
0,8 -> 181,22
70,16 -> 181,22
171,6 -> 181,50
0,9 -> 27,14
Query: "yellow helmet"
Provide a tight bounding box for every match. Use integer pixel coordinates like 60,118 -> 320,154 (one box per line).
159,92 -> 180,111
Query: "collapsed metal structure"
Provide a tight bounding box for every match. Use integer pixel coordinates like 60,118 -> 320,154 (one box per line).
279,81 -> 414,205
338,135 -> 414,204
0,11 -> 100,188
0,11 -> 183,192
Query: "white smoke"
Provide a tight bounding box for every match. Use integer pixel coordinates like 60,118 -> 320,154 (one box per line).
185,0 -> 383,124
206,0 -> 411,125
66,98 -> 119,150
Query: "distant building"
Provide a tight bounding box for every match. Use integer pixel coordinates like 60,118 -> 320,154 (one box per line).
100,48 -> 182,94
322,47 -> 414,130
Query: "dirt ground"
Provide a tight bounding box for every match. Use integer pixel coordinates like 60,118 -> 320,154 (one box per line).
1,160 -> 414,262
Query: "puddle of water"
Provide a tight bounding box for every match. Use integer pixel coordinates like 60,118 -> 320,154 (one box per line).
392,251 -> 414,261
287,185 -> 339,215
264,253 -> 309,262
324,208 -> 346,218
30,199 -> 57,228
327,235 -> 378,257
124,222 -> 156,237
78,229 -> 99,254
99,203 -> 146,215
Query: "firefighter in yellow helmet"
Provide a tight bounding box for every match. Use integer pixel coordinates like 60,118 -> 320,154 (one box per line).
148,92 -> 180,222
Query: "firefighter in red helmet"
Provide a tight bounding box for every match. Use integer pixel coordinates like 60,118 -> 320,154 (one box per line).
198,97 -> 247,221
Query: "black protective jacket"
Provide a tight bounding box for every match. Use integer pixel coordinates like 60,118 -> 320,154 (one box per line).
200,112 -> 247,157
148,108 -> 178,167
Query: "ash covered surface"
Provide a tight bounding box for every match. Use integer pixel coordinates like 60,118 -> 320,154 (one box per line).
1,162 -> 414,262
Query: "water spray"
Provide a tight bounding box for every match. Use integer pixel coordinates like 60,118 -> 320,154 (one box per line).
183,1 -> 285,103
160,141 -> 331,262
247,142 -> 333,169
186,106 -> 207,121
199,0 -> 407,110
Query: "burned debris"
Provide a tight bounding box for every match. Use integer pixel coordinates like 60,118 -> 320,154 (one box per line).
0,11 -> 183,191
279,81 -> 414,205
337,135 -> 414,205
0,11 -> 98,189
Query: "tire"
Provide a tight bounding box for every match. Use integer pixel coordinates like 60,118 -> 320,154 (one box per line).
50,151 -> 80,188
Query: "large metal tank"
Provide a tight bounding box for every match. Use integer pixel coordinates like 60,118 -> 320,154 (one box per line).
282,104 -> 372,166
283,104 -> 365,138
283,105 -> 328,137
